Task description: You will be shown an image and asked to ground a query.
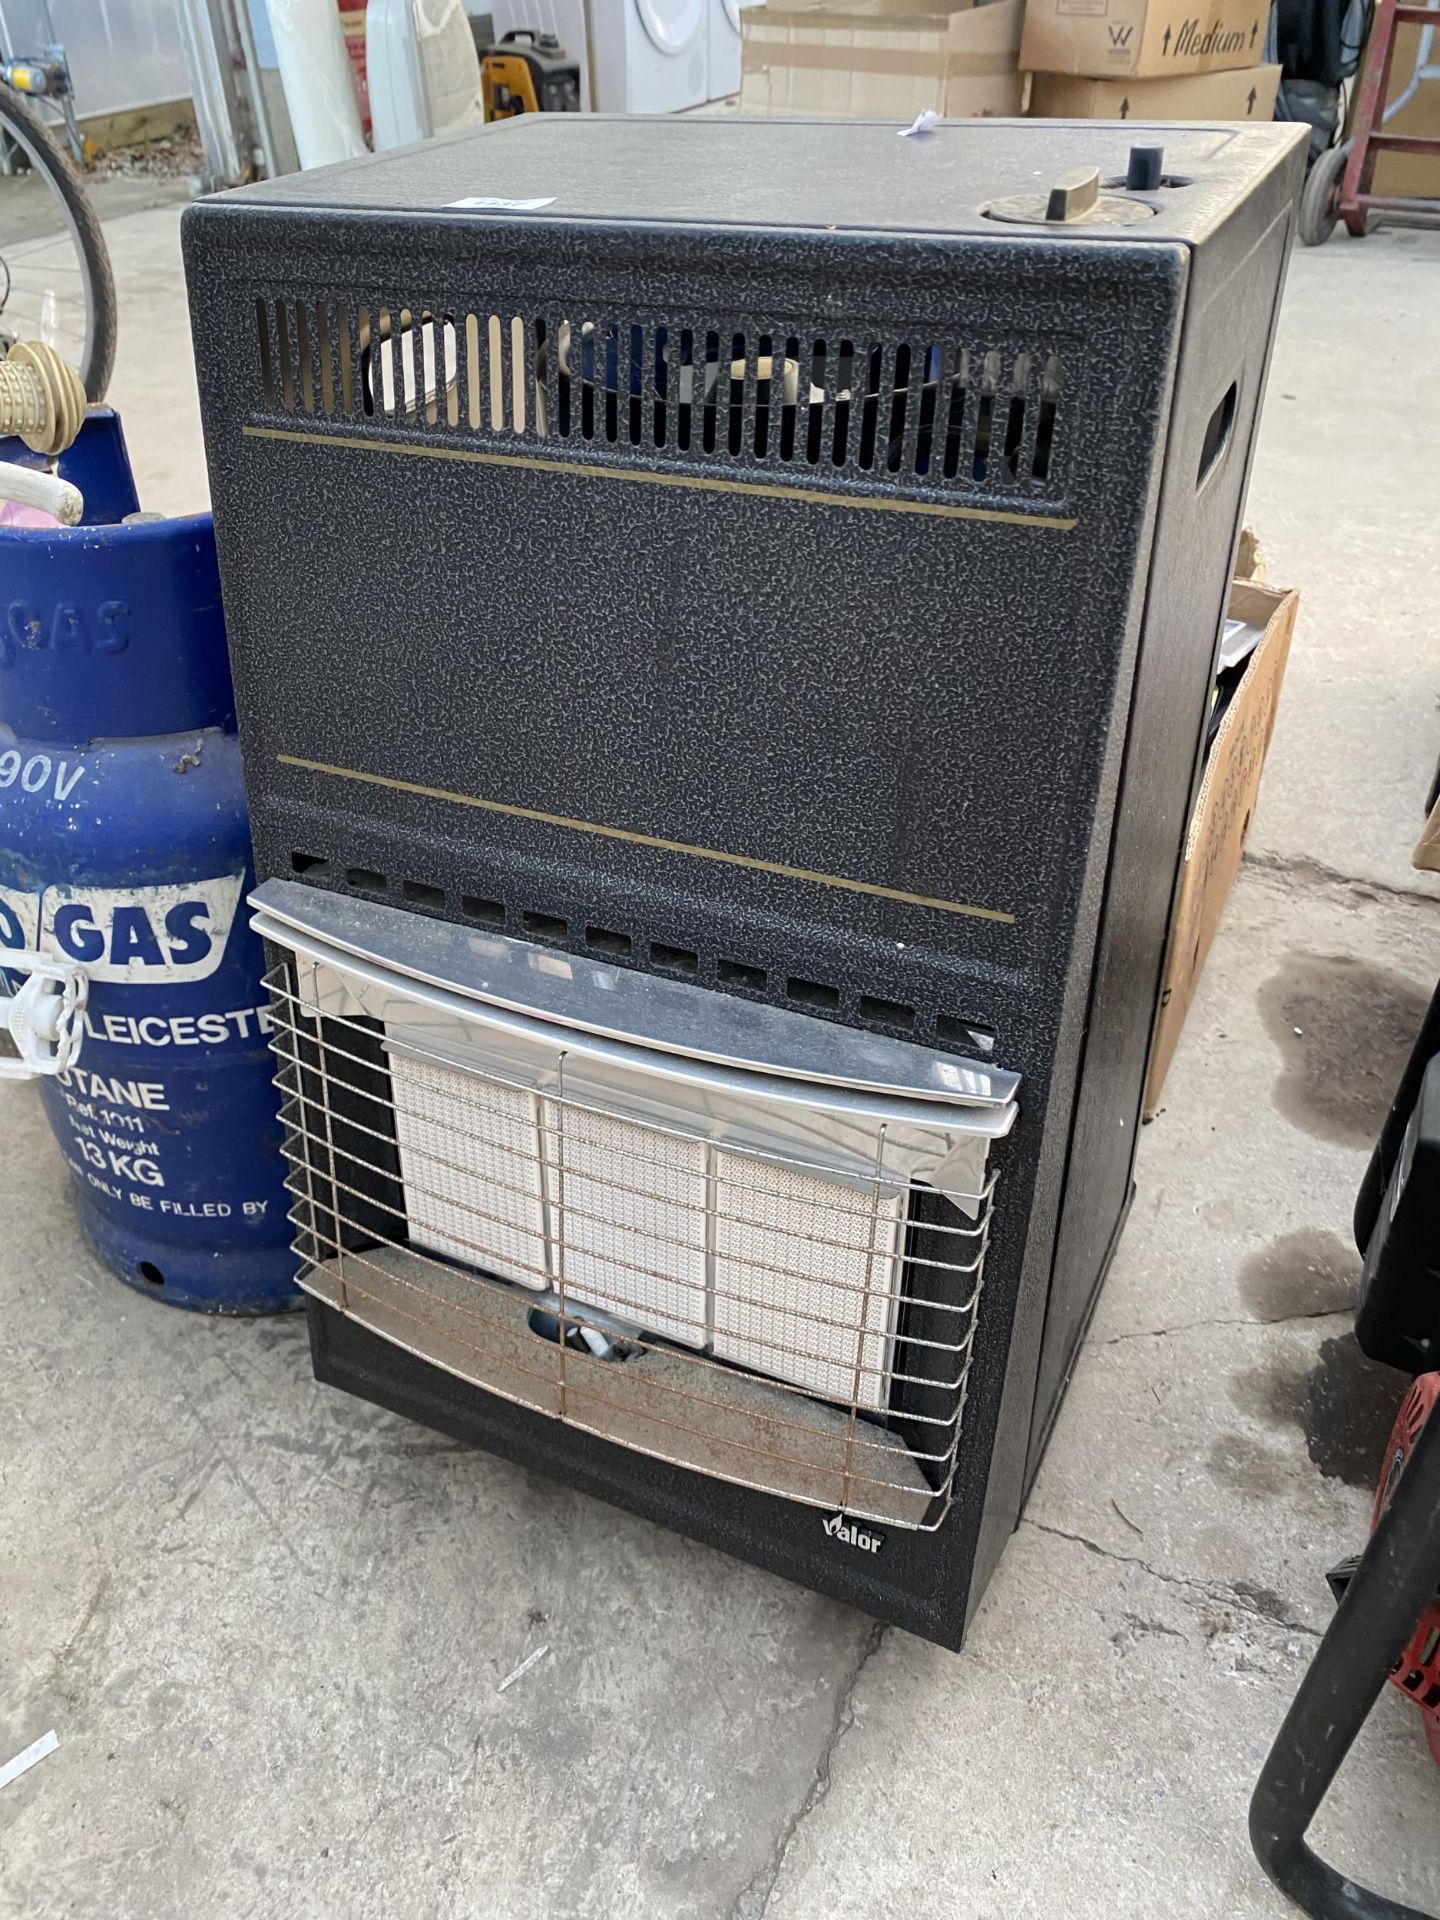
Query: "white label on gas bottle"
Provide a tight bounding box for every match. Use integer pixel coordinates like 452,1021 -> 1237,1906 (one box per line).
0,873 -> 244,984
79,1002 -> 275,1048
0,887 -> 40,951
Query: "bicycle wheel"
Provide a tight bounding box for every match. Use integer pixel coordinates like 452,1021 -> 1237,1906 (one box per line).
0,85 -> 116,402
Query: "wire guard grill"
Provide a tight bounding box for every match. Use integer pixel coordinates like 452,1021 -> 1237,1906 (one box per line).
265,960 -> 1002,1532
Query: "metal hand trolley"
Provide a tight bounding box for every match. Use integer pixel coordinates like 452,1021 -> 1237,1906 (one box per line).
1300,0 -> 1440,243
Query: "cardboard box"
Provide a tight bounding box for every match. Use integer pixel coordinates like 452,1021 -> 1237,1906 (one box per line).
1028,62 -> 1279,117
741,0 -> 1024,119
1414,798 -> 1440,875
1372,20 -> 1440,203
1019,0 -> 1268,79
1144,579 -> 1298,1116
1234,524 -> 1266,583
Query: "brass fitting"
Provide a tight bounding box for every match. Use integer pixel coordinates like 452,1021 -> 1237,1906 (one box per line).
0,341 -> 86,456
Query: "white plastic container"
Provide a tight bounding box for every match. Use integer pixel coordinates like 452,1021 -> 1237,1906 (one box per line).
368,0 -> 486,150
268,0 -> 367,168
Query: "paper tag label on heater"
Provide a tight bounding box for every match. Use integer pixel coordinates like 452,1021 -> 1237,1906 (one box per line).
823,1513 -> 885,1555
447,196 -> 556,211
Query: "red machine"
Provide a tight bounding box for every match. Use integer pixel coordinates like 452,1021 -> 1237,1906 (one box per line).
1251,979 -> 1440,1916
1371,1374 -> 1440,1766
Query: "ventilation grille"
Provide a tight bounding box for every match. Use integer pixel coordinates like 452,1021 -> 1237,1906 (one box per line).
270,963 -> 998,1530
286,849 -> 997,1055
254,297 -> 1068,497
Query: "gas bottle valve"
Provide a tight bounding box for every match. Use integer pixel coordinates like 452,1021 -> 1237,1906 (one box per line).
0,951 -> 88,1080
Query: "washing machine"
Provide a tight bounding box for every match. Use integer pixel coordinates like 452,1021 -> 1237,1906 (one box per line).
590,0 -> 708,112
707,0 -> 741,99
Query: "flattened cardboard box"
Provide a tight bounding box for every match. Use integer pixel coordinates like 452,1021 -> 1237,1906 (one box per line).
1414,793 -> 1440,877
1020,0 -> 1268,79
741,0 -> 1023,118
1373,19 -> 1440,201
1145,580 -> 1298,1117
1028,62 -> 1279,117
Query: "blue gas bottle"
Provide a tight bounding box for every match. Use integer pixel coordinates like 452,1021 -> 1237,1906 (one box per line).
0,411 -> 297,1311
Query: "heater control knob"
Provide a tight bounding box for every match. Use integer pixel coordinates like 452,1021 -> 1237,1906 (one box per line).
1044,167 -> 1101,222
985,164 -> 1157,227
1125,145 -> 1165,191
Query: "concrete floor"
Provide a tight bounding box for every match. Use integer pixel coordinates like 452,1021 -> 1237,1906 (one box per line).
2,200 -> 1440,1919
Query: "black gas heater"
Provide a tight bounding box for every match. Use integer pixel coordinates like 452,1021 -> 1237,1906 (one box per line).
182,116 -> 1305,1649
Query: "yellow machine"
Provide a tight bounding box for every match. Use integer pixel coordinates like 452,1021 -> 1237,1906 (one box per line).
481,31 -> 582,118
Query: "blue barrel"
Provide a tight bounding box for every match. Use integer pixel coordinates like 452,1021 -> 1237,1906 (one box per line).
0,411 -> 297,1312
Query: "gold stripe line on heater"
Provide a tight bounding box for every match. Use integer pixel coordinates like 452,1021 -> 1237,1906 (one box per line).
275,754 -> 1018,925
241,425 -> 1078,530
